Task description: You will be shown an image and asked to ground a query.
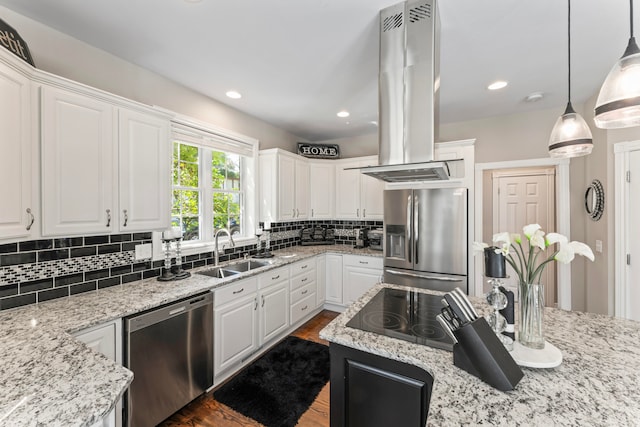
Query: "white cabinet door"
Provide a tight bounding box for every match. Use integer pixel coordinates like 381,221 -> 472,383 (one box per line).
118,108 -> 170,232
325,254 -> 343,304
41,86 -> 116,236
335,160 -> 361,219
343,265 -> 383,305
294,159 -> 309,219
278,154 -> 295,220
309,162 -> 334,219
214,293 -> 258,374
316,254 -> 326,307
259,281 -> 289,345
0,62 -> 32,239
360,172 -> 384,220
73,320 -> 122,427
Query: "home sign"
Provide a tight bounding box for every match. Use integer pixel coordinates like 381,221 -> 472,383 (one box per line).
0,19 -> 35,66
297,143 -> 340,159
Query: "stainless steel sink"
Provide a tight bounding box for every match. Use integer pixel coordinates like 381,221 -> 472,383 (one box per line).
225,259 -> 272,273
197,267 -> 240,279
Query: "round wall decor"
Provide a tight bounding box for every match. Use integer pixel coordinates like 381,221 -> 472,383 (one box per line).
584,179 -> 604,221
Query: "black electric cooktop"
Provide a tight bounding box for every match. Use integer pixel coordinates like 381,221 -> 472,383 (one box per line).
346,288 -> 454,351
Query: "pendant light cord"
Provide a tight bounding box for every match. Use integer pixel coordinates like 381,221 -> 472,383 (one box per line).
568,0 -> 572,103
631,0 -> 635,38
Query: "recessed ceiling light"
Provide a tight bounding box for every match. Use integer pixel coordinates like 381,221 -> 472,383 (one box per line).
337,111 -> 350,118
488,81 -> 508,90
226,90 -> 242,99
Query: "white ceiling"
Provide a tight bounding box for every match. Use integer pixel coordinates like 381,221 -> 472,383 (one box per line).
0,0 -> 636,141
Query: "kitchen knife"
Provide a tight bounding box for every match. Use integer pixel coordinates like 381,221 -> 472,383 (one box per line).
443,294 -> 470,324
440,306 -> 461,330
453,287 -> 479,320
436,314 -> 458,344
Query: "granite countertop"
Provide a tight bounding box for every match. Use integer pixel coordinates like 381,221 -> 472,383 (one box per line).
0,245 -> 381,427
320,283 -> 640,426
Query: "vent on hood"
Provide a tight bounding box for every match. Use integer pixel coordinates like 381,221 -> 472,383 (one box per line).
357,0 -> 462,182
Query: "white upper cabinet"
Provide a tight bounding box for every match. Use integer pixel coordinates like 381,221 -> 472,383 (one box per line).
40,83 -> 171,237
309,162 -> 335,219
260,149 -> 310,222
41,86 -> 117,236
335,156 -> 383,220
118,108 -> 170,232
0,60 -> 33,240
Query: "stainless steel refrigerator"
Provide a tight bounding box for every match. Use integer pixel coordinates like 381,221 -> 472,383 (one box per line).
383,188 -> 468,293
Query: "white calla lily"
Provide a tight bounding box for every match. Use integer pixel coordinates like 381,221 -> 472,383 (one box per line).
554,245 -> 576,264
545,233 -> 567,246
568,241 -> 595,262
530,230 -> 546,251
473,241 -> 488,253
523,224 -> 541,239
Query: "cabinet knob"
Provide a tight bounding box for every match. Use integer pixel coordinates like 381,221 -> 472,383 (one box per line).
356,208 -> 360,217
123,209 -> 128,227
106,209 -> 111,227
25,208 -> 34,231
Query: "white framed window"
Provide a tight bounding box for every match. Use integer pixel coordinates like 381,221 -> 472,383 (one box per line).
160,117 -> 258,257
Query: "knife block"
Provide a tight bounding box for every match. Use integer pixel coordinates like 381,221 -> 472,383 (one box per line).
452,317 -> 523,391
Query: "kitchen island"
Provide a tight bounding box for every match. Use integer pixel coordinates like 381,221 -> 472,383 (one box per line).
320,283 -> 640,426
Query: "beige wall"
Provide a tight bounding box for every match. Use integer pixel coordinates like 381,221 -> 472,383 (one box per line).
0,6 -> 302,151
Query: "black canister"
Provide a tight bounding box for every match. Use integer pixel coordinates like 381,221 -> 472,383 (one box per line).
484,247 -> 506,278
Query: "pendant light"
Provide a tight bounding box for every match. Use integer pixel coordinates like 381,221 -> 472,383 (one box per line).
549,0 -> 593,158
594,0 -> 640,128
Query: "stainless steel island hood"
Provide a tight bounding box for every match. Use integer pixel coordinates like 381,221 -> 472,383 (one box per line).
357,0 -> 462,182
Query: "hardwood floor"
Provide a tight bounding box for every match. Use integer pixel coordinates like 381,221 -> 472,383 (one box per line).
160,310 -> 339,427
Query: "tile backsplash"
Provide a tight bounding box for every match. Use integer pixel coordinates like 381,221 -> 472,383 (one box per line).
0,219 -> 382,311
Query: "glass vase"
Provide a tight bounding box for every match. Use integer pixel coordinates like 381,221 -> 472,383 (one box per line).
519,283 -> 545,349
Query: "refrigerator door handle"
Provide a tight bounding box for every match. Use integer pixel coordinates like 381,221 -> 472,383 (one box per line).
385,269 -> 464,282
414,194 -> 419,262
406,195 -> 412,264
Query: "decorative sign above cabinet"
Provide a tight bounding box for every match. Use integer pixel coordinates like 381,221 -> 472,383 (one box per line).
297,142 -> 340,159
0,19 -> 34,66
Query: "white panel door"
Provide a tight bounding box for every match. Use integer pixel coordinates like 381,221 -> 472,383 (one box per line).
309,162 -> 334,219
259,282 -> 289,345
335,161 -> 361,219
118,108 -> 170,232
0,62 -> 32,239
278,155 -> 295,220
294,159 -> 309,219
626,150 -> 640,321
360,170 -> 384,220
325,254 -> 343,304
41,86 -> 116,236
214,294 -> 258,374
493,170 -> 556,304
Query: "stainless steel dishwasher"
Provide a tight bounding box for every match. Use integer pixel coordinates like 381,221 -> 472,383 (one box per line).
124,292 -> 213,427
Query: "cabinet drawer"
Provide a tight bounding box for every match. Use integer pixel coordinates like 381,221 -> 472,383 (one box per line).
290,270 -> 315,291
290,282 -> 315,304
258,266 -> 289,289
290,293 -> 316,325
215,278 -> 258,307
290,259 -> 315,277
343,254 -> 383,269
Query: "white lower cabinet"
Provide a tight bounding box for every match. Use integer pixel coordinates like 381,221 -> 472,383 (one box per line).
289,258 -> 317,326
315,254 -> 326,307
325,254 -> 344,304
342,255 -> 384,305
73,320 -> 122,427
258,278 -> 290,345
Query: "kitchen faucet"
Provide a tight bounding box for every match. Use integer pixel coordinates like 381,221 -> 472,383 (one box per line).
214,228 -> 235,266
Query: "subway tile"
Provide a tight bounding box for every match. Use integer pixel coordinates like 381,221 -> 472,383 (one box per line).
19,239 -> 53,251
192,259 -> 206,268
38,249 -> 69,262
122,242 -> 136,252
98,244 -> 121,255
98,277 -> 120,289
0,243 -> 17,254
84,235 -> 109,245
122,272 -> 142,284
0,284 -> 18,298
133,232 -> 152,241
85,268 -> 110,281
152,260 -> 165,269
38,287 -> 69,302
0,252 -> 36,267
0,293 -> 36,310
143,269 -> 160,279
132,262 -> 150,272
70,281 -> 97,295
110,234 -> 132,243
55,273 -> 85,287
54,237 -> 84,248
70,246 -> 97,258
20,278 -> 54,293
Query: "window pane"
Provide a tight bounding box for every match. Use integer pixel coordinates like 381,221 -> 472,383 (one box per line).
172,189 -> 200,241
211,151 -> 226,189
175,142 -> 199,187
227,154 -> 241,191
213,192 -> 242,235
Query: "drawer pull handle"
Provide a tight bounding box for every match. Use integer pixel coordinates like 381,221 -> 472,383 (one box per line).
26,208 -> 34,231
301,278 -> 308,282
302,290 -> 308,295
359,261 -> 369,264
301,265 -> 308,269
232,288 -> 244,294
169,306 -> 185,316
123,209 -> 128,227
106,209 -> 111,227
272,275 -> 280,280
261,295 -> 265,307
301,305 -> 308,311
